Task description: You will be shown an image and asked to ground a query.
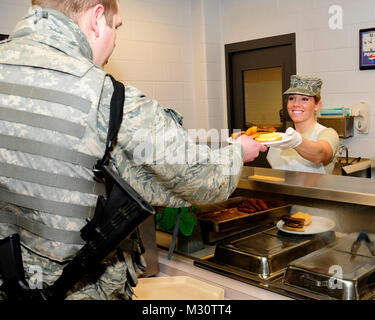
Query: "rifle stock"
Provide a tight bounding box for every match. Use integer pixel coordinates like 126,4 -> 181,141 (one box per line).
0,234 -> 42,300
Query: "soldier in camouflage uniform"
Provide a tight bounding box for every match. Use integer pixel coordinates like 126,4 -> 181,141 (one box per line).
267,75 -> 339,174
0,0 -> 266,299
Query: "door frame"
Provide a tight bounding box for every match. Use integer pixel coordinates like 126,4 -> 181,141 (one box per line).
225,33 -> 296,132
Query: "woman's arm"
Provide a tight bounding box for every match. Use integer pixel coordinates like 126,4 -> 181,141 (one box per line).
295,138 -> 333,163
295,128 -> 339,163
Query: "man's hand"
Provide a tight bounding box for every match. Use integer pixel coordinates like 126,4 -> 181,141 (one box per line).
235,135 -> 268,163
274,127 -> 302,150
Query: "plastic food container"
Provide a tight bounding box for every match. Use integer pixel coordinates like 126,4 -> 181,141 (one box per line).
133,276 -> 224,300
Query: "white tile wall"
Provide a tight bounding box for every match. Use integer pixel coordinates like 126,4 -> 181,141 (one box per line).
109,1 -> 199,129
0,0 -> 201,130
220,0 -> 375,158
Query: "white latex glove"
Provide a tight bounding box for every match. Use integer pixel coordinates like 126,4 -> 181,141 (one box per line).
274,127 -> 302,150
235,134 -> 268,163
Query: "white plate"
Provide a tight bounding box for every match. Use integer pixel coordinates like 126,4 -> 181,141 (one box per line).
259,132 -> 292,147
227,132 -> 292,147
276,216 -> 336,235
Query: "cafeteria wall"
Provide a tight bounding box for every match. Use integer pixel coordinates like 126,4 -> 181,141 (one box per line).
0,0 -> 224,133
2,1 -> 375,157
106,0 -> 226,134
220,0 -> 375,158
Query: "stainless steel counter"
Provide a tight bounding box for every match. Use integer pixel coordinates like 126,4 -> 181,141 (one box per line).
237,167 -> 375,206
178,167 -> 375,300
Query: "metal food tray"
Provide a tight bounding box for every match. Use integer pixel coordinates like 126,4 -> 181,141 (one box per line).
198,202 -> 291,233
283,234 -> 375,300
213,226 -> 336,279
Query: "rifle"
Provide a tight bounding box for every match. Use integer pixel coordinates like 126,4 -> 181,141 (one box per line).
0,165 -> 155,300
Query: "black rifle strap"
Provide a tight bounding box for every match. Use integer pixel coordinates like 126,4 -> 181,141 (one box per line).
95,75 -> 125,171
94,75 -> 145,254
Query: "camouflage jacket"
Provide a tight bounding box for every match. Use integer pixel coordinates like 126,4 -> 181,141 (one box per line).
0,6 -> 244,300
0,8 -> 108,261
1,6 -> 245,208
97,47 -> 245,206
0,6 -> 244,247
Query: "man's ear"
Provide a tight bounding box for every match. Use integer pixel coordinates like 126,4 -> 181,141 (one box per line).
89,4 -> 105,38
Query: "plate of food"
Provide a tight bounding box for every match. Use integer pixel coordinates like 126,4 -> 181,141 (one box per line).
227,126 -> 291,147
254,132 -> 292,146
276,211 -> 336,235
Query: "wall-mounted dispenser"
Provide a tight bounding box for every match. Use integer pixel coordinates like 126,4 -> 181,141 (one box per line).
317,115 -> 354,139
352,102 -> 370,134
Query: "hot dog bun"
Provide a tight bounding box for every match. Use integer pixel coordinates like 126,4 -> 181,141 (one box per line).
255,132 -> 282,143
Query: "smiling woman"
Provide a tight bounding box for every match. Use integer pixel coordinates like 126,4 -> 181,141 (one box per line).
267,75 -> 339,174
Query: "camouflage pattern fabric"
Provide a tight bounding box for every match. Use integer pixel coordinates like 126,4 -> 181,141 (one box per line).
0,243 -> 145,300
98,82 -> 245,208
283,75 -> 323,97
0,6 -> 244,300
0,7 -> 108,262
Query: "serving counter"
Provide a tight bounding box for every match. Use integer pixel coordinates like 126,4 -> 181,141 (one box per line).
237,166 -> 375,206
232,166 -> 375,234
156,167 -> 375,300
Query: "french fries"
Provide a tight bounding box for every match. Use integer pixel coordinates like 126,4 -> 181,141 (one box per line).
231,125 -> 276,140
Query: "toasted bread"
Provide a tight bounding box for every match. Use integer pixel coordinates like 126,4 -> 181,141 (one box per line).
292,211 -> 312,226
254,132 -> 282,143
281,211 -> 312,232
282,224 -> 305,232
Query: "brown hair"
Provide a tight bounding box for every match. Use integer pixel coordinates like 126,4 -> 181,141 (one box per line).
314,94 -> 321,104
31,0 -> 119,26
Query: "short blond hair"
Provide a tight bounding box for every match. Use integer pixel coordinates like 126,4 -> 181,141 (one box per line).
31,0 -> 119,26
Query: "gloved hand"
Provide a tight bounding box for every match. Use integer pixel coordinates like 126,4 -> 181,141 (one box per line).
274,127 -> 302,150
235,134 -> 268,163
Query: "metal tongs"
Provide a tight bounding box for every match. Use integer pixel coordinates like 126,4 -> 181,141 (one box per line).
350,231 -> 375,260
